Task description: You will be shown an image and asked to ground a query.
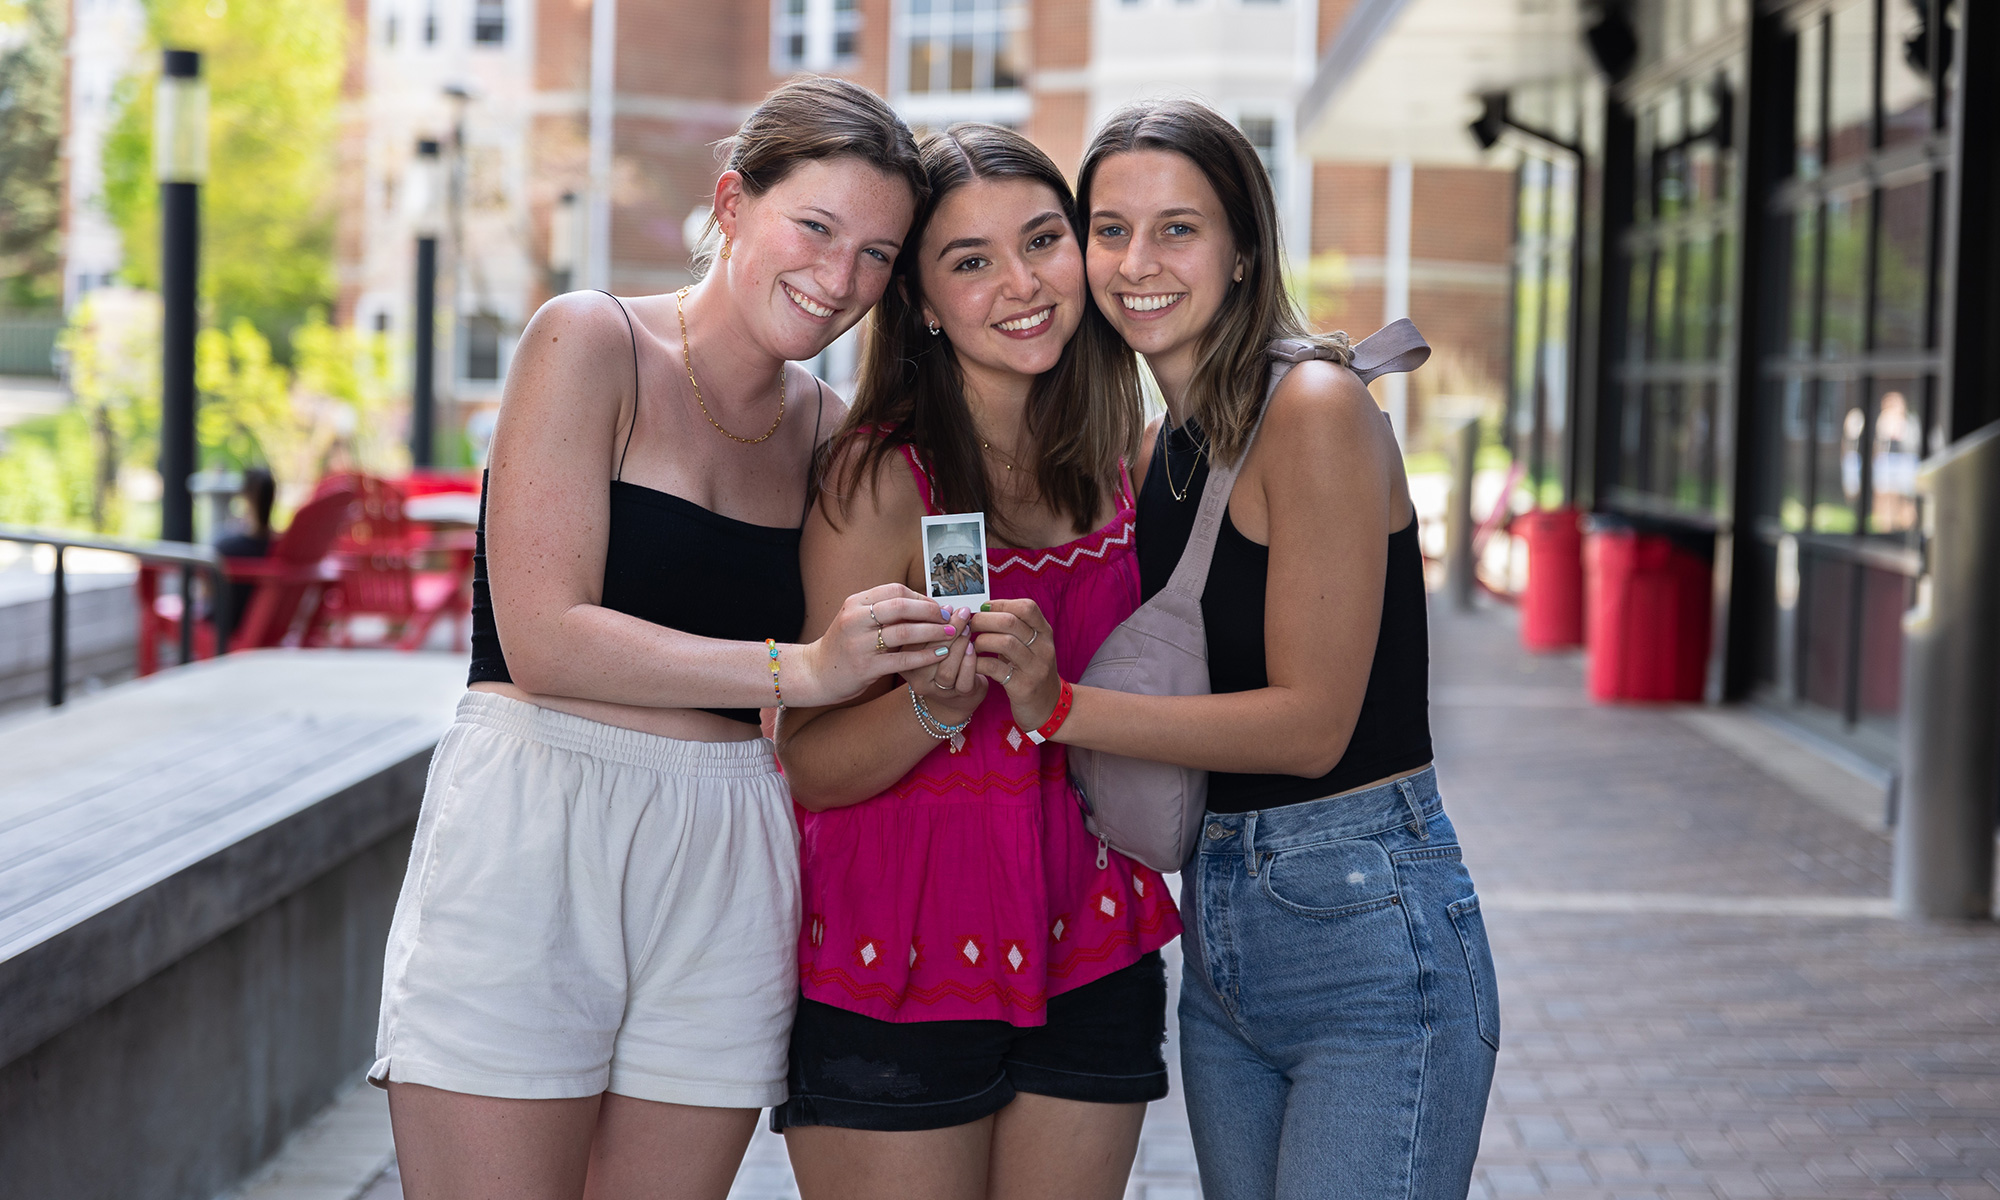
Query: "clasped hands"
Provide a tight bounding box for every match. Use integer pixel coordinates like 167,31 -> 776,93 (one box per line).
900,597 -> 1062,735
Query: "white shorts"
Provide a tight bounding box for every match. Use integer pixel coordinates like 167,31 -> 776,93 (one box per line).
370,691 -> 799,1108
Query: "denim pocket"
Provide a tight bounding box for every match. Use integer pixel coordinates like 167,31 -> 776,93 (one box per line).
1258,838 -> 1399,918
1446,894 -> 1501,1052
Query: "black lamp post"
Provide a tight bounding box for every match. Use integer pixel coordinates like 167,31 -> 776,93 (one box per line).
157,49 -> 205,544
411,138 -> 442,468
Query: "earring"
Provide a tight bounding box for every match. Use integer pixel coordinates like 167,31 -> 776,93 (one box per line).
720,237 -> 732,261
1233,264 -> 1244,282
926,321 -> 942,336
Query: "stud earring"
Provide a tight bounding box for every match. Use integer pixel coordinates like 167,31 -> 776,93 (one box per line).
720,237 -> 732,261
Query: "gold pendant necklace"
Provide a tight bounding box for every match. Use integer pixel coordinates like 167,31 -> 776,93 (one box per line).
1165,427 -> 1205,502
979,439 -> 1017,472
676,287 -> 785,445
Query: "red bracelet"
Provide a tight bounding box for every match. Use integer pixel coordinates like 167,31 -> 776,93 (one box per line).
1025,679 -> 1073,745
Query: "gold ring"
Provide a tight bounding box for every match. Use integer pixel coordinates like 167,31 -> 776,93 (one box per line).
876,629 -> 887,653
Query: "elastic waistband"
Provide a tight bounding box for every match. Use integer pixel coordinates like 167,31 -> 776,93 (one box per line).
453,691 -> 779,779
1198,766 -> 1441,854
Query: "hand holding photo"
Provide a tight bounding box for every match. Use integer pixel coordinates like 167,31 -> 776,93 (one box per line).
921,513 -> 991,611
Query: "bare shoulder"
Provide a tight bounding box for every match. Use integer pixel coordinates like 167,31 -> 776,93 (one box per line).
1258,358 -> 1396,468
1133,414 -> 1166,492
501,291 -> 639,421
817,433 -> 925,534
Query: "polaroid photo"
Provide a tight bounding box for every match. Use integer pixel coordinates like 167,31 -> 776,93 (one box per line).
921,512 -> 991,611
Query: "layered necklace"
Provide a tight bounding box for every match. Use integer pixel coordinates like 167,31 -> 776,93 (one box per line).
1163,420 -> 1207,502
675,287 -> 785,444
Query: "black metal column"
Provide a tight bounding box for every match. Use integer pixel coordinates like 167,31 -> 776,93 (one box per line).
158,51 -> 202,545
412,234 -> 438,467
48,546 -> 66,707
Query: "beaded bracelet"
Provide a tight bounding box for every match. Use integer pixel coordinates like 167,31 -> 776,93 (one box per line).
909,687 -> 972,753
765,638 -> 784,709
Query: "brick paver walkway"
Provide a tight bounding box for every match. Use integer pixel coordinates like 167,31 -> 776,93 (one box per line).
318,601 -> 2000,1200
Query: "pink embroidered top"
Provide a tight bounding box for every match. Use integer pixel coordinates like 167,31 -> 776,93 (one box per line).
795,446 -> 1182,1025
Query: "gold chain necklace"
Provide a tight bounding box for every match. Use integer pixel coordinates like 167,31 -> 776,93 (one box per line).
675,287 -> 785,445
1165,426 -> 1205,502
979,438 -> 1018,472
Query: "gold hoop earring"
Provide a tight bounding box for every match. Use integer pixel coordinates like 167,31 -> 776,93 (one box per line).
720,237 -> 732,261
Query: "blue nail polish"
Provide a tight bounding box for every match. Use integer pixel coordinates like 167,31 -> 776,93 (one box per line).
940,606 -> 953,620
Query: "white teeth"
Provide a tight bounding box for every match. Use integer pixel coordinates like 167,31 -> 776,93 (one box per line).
785,284 -> 835,318
1121,293 -> 1185,312
996,309 -> 1052,332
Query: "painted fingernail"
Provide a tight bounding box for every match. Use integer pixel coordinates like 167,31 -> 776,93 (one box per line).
979,602 -> 993,612
934,646 -> 950,657
944,625 -> 957,636
940,606 -> 953,620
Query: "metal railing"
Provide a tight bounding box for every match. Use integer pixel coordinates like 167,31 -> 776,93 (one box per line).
0,524 -> 229,707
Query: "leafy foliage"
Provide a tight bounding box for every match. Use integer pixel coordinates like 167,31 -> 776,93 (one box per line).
0,0 -> 65,307
101,0 -> 347,354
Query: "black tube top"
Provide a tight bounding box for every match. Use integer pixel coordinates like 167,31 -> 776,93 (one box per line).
1136,420 -> 1432,811
468,474 -> 807,725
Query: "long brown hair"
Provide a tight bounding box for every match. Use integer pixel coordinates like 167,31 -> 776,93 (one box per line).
691,76 -> 929,276
1078,100 -> 1344,466
826,124 -> 1141,545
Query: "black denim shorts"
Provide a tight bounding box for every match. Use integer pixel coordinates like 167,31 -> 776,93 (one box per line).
770,951 -> 1169,1132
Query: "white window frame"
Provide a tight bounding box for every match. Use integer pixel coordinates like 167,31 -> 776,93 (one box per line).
890,0 -> 1030,126
772,0 -> 862,74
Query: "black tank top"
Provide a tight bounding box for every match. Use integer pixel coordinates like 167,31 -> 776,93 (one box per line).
1136,418 -> 1432,811
467,294 -> 815,725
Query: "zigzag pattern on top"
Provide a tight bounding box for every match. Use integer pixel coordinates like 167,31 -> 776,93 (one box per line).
990,519 -> 1136,576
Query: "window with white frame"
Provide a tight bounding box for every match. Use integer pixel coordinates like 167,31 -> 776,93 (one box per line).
773,0 -> 861,74
473,0 -> 505,45
1237,113 -> 1282,198
900,0 -> 1027,96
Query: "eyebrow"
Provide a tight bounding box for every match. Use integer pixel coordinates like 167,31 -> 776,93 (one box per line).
935,210 -> 1068,260
1090,206 -> 1205,222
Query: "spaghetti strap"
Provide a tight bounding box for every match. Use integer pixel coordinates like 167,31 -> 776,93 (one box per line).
1116,458 -> 1136,509
801,375 -> 825,526
599,291 -> 641,482
899,444 -> 942,516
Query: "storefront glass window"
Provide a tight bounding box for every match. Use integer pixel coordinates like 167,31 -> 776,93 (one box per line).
1818,188 -> 1867,360
1826,0 -> 1874,168
1796,16 -> 1824,178
1872,172 -> 1932,352
1881,0 -> 1935,149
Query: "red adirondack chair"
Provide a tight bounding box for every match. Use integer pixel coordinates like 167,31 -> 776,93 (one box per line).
315,475 -> 474,651
136,484 -> 359,674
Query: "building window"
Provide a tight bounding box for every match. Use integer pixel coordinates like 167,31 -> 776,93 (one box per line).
1751,0 -> 1953,738
473,0 -> 505,45
422,3 -> 436,45
1510,153 -> 1578,510
1236,113 -> 1281,198
464,313 -> 504,382
774,0 -> 861,73
900,0 -> 1027,96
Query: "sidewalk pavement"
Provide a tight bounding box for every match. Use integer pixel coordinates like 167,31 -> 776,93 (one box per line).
248,600 -> 2000,1200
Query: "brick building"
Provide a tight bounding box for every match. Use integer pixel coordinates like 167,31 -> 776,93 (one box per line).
335,0 -> 1518,454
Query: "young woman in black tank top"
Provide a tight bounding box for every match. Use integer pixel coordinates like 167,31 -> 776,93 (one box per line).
374,80 -> 964,1200
976,101 -> 1499,1200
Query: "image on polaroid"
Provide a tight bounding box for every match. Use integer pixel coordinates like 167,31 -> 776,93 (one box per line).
921,513 -> 991,611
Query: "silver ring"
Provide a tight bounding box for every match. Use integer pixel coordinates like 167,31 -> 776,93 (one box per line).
1024,629 -> 1038,649
1003,669 -> 1015,686
868,604 -> 881,627
935,675 -> 953,692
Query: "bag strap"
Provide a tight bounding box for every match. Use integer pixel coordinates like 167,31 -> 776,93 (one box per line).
1157,319 -> 1432,601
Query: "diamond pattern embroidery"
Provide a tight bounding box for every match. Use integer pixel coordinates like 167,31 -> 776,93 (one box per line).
1050,916 -> 1068,942
808,915 -> 824,947
1133,875 -> 1146,897
854,938 -> 880,968
1004,941 -> 1027,973
1005,724 -> 1025,752
1095,892 -> 1119,919
959,937 -> 984,966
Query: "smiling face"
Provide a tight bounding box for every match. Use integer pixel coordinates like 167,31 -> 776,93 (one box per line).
717,155 -> 917,361
915,176 -> 1085,398
1084,149 -> 1244,390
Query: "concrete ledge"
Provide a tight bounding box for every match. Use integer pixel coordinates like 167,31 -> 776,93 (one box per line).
0,651 -> 463,1200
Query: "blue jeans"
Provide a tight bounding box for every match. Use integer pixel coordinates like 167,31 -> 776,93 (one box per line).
1179,767 -> 1498,1200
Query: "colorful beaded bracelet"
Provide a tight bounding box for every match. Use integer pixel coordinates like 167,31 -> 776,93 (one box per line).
765,638 -> 784,709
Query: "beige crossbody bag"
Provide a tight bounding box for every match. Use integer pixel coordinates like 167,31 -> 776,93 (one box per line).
1068,320 -> 1431,872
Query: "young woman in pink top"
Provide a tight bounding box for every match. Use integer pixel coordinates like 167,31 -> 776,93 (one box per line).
774,124 -> 1181,1200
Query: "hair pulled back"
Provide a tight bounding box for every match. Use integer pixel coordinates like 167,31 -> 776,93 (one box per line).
1078,99 -> 1342,466
827,124 -> 1141,546
691,76 -> 928,275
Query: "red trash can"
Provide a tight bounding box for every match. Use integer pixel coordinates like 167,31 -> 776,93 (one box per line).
1583,518 -> 1713,702
1517,507 -> 1584,650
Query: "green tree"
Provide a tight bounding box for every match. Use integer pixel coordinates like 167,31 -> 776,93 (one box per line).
0,0 -> 65,308
101,0 -> 347,355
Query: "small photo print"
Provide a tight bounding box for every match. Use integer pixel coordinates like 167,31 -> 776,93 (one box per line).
921,513 -> 990,609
